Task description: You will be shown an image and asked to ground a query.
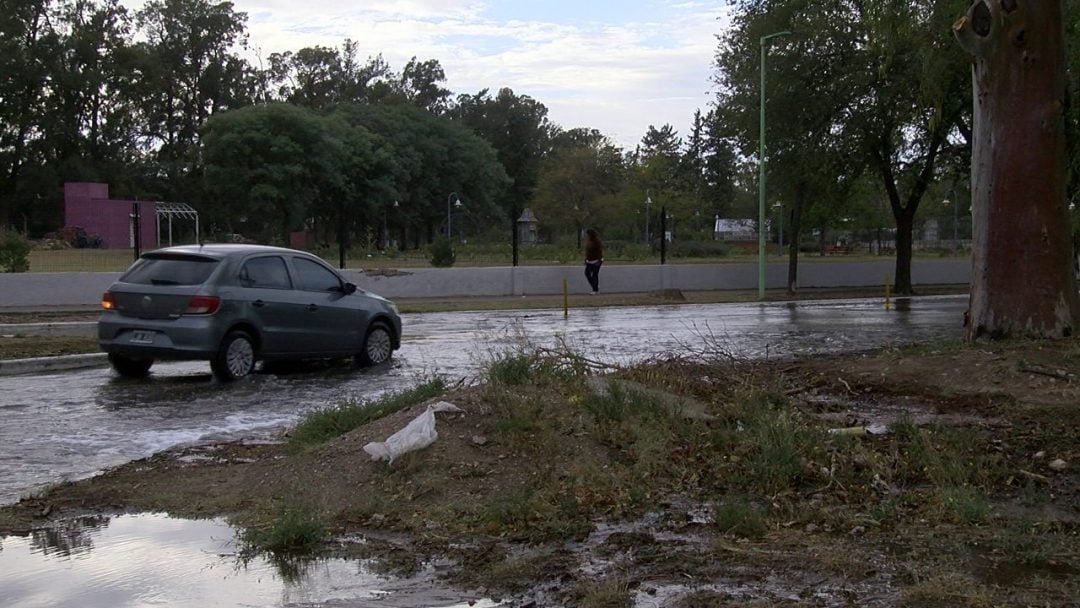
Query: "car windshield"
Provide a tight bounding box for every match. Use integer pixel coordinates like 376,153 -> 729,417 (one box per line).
121,254 -> 219,286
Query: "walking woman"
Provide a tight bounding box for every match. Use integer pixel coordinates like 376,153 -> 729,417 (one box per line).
584,228 -> 604,294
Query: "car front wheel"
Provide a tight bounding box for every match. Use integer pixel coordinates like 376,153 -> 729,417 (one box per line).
356,321 -> 393,367
109,353 -> 153,378
211,331 -> 256,381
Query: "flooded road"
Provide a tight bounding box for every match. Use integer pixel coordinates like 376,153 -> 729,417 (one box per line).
0,295 -> 967,506
0,296 -> 968,607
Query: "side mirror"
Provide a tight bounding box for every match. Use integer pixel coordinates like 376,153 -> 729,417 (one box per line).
342,282 -> 357,295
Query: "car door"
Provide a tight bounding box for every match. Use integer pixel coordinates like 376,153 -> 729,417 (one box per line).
286,256 -> 364,354
234,255 -> 307,355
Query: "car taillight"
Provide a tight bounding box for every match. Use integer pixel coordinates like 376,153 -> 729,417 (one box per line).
184,296 -> 221,315
101,292 -> 116,310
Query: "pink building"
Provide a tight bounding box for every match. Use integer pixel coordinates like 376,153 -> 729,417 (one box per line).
64,182 -> 198,250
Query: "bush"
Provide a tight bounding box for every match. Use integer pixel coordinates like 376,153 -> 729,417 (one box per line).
0,230 -> 31,272
667,240 -> 730,258
429,236 -> 456,267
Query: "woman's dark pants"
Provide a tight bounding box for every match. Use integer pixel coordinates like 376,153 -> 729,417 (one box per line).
584,260 -> 602,292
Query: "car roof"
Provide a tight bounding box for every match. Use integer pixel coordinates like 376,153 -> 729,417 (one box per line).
143,244 -> 312,260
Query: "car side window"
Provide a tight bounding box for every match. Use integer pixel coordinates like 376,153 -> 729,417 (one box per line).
239,256 -> 292,289
291,257 -> 342,292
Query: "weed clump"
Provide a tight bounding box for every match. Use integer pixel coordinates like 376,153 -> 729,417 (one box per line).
236,502 -> 325,556
288,377 -> 446,448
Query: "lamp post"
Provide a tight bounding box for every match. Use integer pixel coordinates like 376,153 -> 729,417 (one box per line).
947,198 -> 958,251
773,200 -> 783,255
758,29 -> 791,300
446,192 -> 460,239
383,200 -> 398,249
645,190 -> 653,245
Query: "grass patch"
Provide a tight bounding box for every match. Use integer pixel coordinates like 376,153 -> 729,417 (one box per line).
990,520 -> 1054,566
236,502 -> 325,556
732,388 -> 825,495
898,572 -> 995,607
571,577 -> 632,608
714,496 -> 768,539
483,347 -> 588,387
0,334 -> 98,360
288,377 -> 446,448
939,485 -> 990,525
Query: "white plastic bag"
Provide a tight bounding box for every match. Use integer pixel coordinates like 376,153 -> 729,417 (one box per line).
362,401 -> 462,463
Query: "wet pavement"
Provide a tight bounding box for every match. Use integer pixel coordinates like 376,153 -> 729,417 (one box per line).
0,295 -> 967,506
0,296 -> 968,608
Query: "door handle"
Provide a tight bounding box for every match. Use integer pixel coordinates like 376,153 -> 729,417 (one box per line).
252,300 -> 265,308
307,304 -> 319,312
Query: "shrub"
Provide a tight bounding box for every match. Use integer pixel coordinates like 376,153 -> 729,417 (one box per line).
667,239 -> 730,258
429,236 -> 456,267
0,230 -> 31,272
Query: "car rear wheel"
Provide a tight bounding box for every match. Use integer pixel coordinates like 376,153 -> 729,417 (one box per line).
356,321 -> 393,367
108,353 -> 153,378
211,331 -> 256,381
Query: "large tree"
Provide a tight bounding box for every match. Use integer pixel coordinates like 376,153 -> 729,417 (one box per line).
0,0 -> 60,228
715,0 -> 866,292
332,103 -> 510,247
851,0 -> 971,294
450,88 -> 554,217
955,0 -> 1080,339
532,133 -> 624,246
201,103 -> 331,242
132,0 -> 252,200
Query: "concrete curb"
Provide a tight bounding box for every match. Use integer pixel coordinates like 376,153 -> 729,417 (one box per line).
0,352 -> 108,376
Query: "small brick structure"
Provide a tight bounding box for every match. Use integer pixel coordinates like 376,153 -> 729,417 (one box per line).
63,182 -> 198,250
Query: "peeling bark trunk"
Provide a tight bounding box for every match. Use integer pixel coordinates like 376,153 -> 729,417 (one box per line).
955,0 -> 1080,339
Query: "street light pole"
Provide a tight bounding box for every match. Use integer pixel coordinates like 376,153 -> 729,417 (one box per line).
952,197 -> 959,251
446,192 -> 459,239
645,190 -> 653,245
774,200 -> 784,255
758,30 -> 791,300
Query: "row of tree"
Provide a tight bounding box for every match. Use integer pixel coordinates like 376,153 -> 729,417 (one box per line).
0,0 -> 739,251
4,0 -> 1080,314
717,0 -> 1080,301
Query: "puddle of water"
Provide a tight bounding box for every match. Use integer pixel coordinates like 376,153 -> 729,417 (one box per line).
0,513 -> 502,608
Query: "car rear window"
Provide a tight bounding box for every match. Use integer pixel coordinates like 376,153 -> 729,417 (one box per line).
121,254 -> 220,286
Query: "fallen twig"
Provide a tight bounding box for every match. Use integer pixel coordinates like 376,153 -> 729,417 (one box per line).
1018,365 -> 1074,382
1019,469 -> 1051,483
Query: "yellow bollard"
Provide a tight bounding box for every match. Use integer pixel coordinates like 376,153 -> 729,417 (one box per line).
563,277 -> 569,318
884,274 -> 892,311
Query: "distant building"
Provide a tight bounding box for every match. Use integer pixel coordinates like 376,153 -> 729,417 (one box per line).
517,208 -> 539,246
64,182 -> 199,249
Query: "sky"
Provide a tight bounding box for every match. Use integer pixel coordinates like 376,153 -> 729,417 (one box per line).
133,0 -> 734,150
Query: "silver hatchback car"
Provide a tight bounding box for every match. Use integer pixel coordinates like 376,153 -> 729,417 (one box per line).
98,244 -> 402,381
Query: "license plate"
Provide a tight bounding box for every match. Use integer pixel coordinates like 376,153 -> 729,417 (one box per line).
130,330 -> 155,344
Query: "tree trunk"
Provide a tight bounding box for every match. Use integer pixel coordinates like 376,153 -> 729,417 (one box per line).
894,211 -> 914,294
955,0 -> 1080,339
787,182 -> 807,293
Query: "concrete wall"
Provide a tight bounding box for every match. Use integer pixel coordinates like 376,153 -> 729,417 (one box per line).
0,259 -> 969,310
